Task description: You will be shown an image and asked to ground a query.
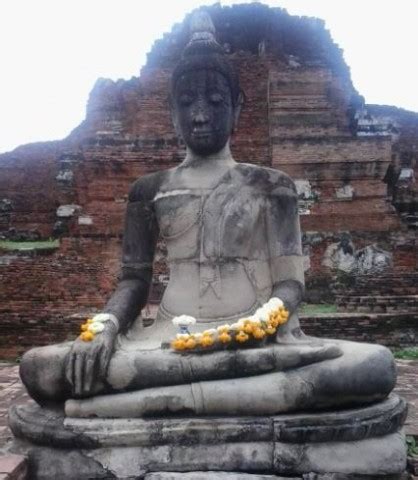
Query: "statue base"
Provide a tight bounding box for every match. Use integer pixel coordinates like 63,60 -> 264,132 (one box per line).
8,395 -> 407,479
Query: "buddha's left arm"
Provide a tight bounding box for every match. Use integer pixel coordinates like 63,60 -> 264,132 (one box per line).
267,184 -> 305,315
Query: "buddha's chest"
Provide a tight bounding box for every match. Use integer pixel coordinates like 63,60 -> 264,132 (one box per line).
153,185 -> 268,260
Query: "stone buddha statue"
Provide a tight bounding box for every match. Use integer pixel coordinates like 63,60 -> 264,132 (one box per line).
20,12 -> 395,419
10,11 -> 407,478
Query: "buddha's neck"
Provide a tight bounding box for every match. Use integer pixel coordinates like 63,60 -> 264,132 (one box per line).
181,144 -> 236,170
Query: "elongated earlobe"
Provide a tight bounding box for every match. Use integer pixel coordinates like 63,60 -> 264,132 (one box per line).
169,95 -> 182,139
232,90 -> 245,132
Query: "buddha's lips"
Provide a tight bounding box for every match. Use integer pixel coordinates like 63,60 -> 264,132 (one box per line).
192,129 -> 216,138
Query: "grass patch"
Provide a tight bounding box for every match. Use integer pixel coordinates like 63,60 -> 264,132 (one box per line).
407,435 -> 418,457
0,357 -> 20,364
300,303 -> 338,315
0,239 -> 59,251
393,347 -> 418,360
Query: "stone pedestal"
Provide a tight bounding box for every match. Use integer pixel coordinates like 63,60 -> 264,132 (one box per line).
9,395 -> 407,480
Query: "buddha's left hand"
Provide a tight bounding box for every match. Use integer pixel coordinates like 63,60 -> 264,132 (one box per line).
65,322 -> 118,397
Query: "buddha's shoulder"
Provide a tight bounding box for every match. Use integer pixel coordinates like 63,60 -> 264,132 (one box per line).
234,163 -> 297,195
128,169 -> 173,202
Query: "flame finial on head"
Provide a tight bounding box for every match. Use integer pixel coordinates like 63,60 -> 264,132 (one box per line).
183,10 -> 224,57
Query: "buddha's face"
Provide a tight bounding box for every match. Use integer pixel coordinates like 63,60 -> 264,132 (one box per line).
172,69 -> 236,156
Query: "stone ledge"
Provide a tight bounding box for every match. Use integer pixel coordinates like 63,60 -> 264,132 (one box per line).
144,474 -> 296,479
143,473 -> 410,480
8,395 -> 407,449
10,433 -> 407,478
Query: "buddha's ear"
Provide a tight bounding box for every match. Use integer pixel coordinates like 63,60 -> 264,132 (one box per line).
169,95 -> 182,138
232,90 -> 245,132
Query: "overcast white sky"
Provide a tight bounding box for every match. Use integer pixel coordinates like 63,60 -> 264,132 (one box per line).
0,0 -> 417,154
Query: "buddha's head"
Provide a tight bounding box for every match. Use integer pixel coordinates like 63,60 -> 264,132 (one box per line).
170,11 -> 243,156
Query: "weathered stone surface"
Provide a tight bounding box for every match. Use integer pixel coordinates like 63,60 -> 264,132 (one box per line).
9,397 -> 408,477
144,474 -> 294,480
273,432 -> 406,475
26,447 -> 117,480
272,394 -> 407,443
303,474 -> 409,480
9,395 -> 406,448
10,433 -> 406,479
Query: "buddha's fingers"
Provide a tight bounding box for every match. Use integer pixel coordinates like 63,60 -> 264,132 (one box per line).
287,343 -> 343,367
232,343 -> 342,375
83,356 -> 96,396
73,353 -> 86,397
64,351 -> 76,388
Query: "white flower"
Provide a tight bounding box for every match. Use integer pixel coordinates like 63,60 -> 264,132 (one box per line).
254,307 -> 270,322
88,322 -> 105,334
266,297 -> 283,310
194,333 -> 203,340
230,322 -> 241,330
92,313 -> 110,323
172,315 -> 197,327
202,328 -> 217,336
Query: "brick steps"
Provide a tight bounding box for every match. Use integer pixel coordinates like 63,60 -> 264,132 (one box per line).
300,312 -> 418,347
336,294 -> 418,313
332,273 -> 418,298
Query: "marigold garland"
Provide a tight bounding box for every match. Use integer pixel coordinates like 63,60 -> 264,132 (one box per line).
170,298 -> 289,352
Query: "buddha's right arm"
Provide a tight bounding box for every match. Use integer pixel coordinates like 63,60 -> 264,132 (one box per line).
102,193 -> 159,333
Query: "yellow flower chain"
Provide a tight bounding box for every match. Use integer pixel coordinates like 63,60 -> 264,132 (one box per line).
78,317 -> 107,342
171,306 -> 289,352
79,319 -> 95,342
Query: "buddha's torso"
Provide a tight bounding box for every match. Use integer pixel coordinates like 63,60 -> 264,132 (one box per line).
151,163 -> 291,323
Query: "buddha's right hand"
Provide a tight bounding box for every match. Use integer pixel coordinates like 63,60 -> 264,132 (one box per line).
65,321 -> 118,397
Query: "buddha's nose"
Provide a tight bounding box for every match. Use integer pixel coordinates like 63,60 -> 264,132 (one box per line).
193,111 -> 209,124
192,101 -> 209,124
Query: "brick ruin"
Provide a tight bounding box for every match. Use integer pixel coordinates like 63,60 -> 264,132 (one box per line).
0,4 -> 417,358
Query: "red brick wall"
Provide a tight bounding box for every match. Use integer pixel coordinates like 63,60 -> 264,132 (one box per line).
0,238 -> 121,358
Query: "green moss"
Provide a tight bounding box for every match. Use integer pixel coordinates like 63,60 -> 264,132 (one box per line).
300,303 -> 338,315
393,347 -> 418,360
0,239 -> 60,251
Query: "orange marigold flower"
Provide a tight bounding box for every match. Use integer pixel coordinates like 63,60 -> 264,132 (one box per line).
185,338 -> 197,349
80,323 -> 88,332
243,323 -> 254,334
80,331 -> 95,342
270,317 -> 279,328
201,334 -> 215,347
172,339 -> 187,351
219,332 -> 232,344
277,313 -> 289,325
265,326 -> 276,335
252,328 -> 266,340
235,331 -> 249,343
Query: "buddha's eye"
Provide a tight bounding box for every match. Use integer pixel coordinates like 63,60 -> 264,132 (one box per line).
178,93 -> 194,106
209,93 -> 223,104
